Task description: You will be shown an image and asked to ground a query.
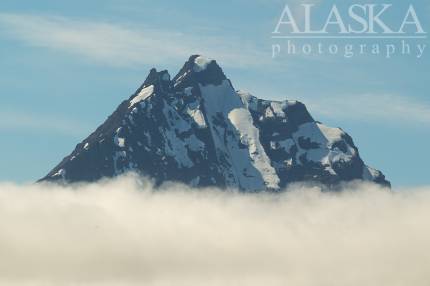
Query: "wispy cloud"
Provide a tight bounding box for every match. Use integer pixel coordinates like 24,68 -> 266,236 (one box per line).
0,13 -> 268,69
302,93 -> 430,125
0,110 -> 90,137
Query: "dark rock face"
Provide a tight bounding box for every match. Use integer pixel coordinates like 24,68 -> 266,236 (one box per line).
40,55 -> 390,190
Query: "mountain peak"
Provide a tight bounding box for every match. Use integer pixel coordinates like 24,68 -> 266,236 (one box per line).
191,55 -> 215,72
129,68 -> 171,103
40,55 -> 390,190
144,68 -> 171,86
173,55 -> 227,90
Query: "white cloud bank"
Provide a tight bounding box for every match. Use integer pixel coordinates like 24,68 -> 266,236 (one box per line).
0,13 -> 266,69
0,175 -> 429,286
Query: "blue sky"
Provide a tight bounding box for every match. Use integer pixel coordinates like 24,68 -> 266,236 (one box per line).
0,0 -> 429,186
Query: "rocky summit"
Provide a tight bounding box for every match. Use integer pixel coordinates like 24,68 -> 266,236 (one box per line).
41,55 -> 390,191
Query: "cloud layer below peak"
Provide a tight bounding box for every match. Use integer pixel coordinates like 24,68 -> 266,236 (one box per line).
0,175 -> 429,286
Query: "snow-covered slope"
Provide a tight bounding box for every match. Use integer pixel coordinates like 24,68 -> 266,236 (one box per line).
40,55 -> 390,190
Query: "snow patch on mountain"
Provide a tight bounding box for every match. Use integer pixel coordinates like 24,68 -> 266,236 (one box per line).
187,108 -> 207,129
237,90 -> 259,111
114,128 -> 126,148
200,80 -> 269,190
193,56 -> 213,72
292,122 -> 356,174
318,123 -> 344,143
129,85 -> 154,108
229,108 -> 280,189
52,168 -> 66,179
199,80 -> 280,190
270,102 -> 287,117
